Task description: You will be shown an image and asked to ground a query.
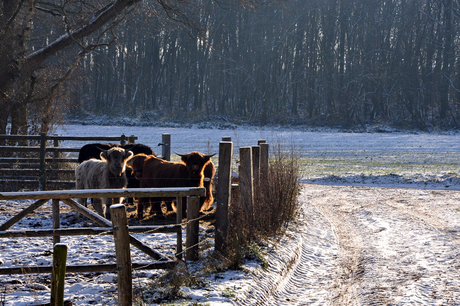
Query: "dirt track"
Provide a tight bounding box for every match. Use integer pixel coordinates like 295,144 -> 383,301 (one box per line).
239,184 -> 460,305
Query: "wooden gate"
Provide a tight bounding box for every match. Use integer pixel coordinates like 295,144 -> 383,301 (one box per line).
0,187 -> 205,275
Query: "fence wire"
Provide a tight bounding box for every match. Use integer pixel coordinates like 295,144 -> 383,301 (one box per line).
0,196 -> 213,274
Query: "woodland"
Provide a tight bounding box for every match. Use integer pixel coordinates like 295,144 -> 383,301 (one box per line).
1,0 -> 460,136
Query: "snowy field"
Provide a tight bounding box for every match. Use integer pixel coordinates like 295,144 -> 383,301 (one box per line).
1,125 -> 460,305
55,124 -> 460,189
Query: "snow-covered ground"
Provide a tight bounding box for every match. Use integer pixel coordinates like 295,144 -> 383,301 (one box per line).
1,125 -> 460,305
55,124 -> 460,187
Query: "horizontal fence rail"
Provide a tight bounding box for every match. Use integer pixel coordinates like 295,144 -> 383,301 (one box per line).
0,187 -> 205,200
0,135 -> 138,142
0,225 -> 182,238
0,187 -> 206,277
0,133 -> 138,191
0,262 -> 176,275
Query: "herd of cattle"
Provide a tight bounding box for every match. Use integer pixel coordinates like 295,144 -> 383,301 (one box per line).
75,143 -> 216,220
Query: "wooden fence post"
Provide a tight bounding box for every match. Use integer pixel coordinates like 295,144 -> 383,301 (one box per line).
260,143 -> 269,181
162,133 -> 171,161
186,196 -> 200,261
52,199 -> 60,245
222,136 -> 232,141
215,141 -> 233,254
111,204 -> 132,306
128,135 -> 137,144
176,196 -> 183,260
239,147 -> 254,222
120,134 -> 127,145
251,145 -> 260,209
39,133 -> 46,191
53,136 -> 61,162
252,145 -> 260,189
50,243 -> 67,306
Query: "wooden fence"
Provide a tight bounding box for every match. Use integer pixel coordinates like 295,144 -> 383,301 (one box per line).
0,187 -> 205,270
0,133 -> 268,304
214,137 -> 269,253
0,187 -> 204,306
0,133 -> 138,191
0,133 -> 173,192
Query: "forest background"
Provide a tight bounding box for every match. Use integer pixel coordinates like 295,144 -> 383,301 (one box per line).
2,0 -> 460,137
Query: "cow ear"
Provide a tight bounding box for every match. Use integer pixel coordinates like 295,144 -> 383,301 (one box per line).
100,150 -> 108,160
180,155 -> 189,163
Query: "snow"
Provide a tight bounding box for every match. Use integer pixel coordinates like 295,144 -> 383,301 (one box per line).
54,125 -> 460,185
1,125 -> 460,305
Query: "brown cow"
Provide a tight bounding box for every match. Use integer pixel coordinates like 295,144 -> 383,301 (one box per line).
127,152 -> 215,219
202,161 -> 216,211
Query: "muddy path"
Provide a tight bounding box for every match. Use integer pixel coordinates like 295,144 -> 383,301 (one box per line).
239,184 -> 460,305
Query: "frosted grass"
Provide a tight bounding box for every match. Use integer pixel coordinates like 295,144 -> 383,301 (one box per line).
55,125 -> 460,185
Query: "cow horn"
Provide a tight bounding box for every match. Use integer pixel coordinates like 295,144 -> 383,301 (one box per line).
205,153 -> 217,158
175,152 -> 187,157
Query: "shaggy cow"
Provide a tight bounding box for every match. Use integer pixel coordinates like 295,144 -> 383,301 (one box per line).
201,161 -> 216,211
78,142 -> 154,204
127,152 -> 215,219
75,147 -> 133,219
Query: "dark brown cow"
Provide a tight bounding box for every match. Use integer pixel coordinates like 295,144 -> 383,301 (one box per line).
127,152 -> 215,219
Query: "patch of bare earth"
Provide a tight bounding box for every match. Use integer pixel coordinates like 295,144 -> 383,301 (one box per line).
238,184 -> 460,305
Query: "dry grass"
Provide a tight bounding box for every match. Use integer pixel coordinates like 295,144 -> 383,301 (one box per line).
115,146 -> 302,304
225,145 -> 301,268
255,147 -> 301,236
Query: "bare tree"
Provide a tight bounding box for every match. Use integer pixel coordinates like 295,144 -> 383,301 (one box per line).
0,0 -> 261,136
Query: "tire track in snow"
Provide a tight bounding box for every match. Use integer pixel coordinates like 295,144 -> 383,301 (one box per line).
313,198 -> 366,305
383,188 -> 460,245
238,185 -> 460,305
237,189 -> 339,305
350,189 -> 460,305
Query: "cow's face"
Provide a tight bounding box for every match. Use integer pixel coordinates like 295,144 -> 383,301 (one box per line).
126,154 -> 148,180
101,147 -> 133,177
179,152 -> 215,178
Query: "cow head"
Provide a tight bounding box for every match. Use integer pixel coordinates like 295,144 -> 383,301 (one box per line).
101,147 -> 133,177
126,153 -> 149,180
176,151 -> 216,179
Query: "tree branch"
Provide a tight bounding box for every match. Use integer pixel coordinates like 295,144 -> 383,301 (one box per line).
4,0 -> 26,33
24,0 -> 141,69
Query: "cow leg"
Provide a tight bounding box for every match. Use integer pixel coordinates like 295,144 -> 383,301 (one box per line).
151,199 -> 162,215
181,196 -> 187,219
165,200 -> 174,213
93,198 -> 105,218
126,169 -> 137,206
112,197 -> 123,205
199,197 -> 206,211
169,198 -> 188,218
104,198 -> 113,220
138,197 -> 149,220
